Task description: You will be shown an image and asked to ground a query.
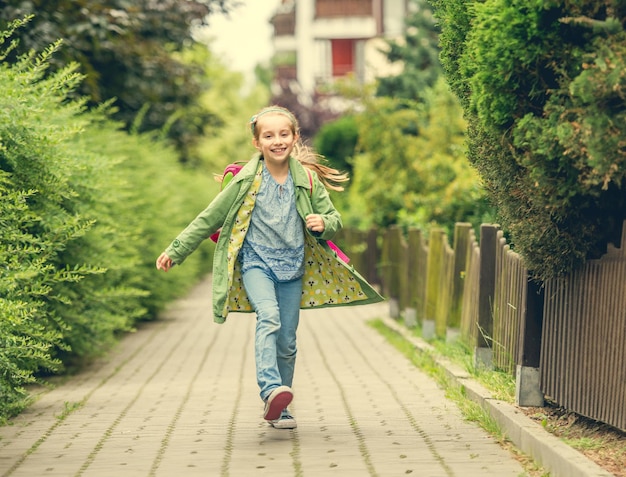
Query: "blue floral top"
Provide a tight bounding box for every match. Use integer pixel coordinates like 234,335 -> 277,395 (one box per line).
239,163 -> 305,281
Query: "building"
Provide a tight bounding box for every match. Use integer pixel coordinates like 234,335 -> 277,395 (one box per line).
270,0 -> 408,102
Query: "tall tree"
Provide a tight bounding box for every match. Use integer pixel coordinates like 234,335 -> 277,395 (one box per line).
432,0 -> 626,279
0,0 -> 234,162
376,0 -> 442,101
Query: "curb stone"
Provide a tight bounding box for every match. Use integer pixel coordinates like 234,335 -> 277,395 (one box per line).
380,315 -> 614,477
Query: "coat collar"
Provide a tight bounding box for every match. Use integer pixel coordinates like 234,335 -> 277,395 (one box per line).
234,153 -> 312,195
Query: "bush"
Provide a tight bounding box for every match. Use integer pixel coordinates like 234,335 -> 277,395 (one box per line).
0,20 -> 215,421
337,79 -> 492,235
314,114 -> 358,177
0,175 -> 65,416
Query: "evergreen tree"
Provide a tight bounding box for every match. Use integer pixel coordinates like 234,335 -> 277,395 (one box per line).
376,0 -> 442,101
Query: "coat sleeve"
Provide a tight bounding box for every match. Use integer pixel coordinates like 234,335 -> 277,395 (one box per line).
308,170 -> 342,241
164,183 -> 240,264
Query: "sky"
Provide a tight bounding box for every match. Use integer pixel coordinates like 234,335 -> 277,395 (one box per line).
200,1 -> 283,79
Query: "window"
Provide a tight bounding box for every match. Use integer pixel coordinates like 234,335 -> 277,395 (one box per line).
331,39 -> 355,77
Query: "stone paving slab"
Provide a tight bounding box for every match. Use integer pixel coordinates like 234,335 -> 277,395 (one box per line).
0,277 -> 528,477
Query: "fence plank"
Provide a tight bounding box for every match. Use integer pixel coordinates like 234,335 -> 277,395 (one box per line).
451,223 -> 472,329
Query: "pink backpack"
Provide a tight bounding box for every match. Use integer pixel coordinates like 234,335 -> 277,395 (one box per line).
208,162 -> 244,243
209,163 -> 349,263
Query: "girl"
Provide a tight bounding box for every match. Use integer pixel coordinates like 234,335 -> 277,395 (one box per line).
156,106 -> 383,429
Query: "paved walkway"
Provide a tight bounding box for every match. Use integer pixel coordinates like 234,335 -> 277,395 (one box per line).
0,277 -> 529,477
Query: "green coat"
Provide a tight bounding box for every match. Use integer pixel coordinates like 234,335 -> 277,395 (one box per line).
165,154 -> 384,323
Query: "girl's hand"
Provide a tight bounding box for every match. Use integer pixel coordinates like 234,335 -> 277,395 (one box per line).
306,214 -> 325,233
156,252 -> 174,272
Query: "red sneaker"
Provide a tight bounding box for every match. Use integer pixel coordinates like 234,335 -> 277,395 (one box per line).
263,386 -> 293,421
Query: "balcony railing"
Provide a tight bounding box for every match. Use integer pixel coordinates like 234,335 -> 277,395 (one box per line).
272,12 -> 296,36
315,0 -> 373,18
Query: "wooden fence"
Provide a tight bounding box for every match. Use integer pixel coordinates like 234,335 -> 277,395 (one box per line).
541,221 -> 626,431
336,221 -> 626,432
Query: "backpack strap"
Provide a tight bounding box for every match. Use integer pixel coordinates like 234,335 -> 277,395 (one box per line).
305,168 -> 313,197
221,162 -> 246,189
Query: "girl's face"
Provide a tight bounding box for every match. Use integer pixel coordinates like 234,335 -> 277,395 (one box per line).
252,114 -> 298,165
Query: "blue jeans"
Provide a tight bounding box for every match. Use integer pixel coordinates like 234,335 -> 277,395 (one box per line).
242,267 -> 302,402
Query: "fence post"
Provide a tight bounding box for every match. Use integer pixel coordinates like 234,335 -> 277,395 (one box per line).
450,223 -> 472,330
475,224 -> 497,369
384,226 -> 403,318
406,228 -> 427,327
366,227 -> 379,286
424,228 -> 445,339
436,233 -> 454,339
398,232 -> 410,317
337,228 -> 359,276
516,278 -> 545,406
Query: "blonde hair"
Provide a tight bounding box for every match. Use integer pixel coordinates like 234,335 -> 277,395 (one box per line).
249,105 -> 349,192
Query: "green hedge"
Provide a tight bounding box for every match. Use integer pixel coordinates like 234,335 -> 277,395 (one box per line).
0,21 -> 216,421
433,0 -> 626,279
